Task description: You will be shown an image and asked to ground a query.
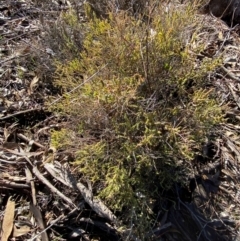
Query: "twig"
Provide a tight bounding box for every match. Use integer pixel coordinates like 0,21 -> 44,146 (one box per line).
27,213 -> 64,241
219,186 -> 240,204
32,166 -> 76,209
17,133 -> 45,149
175,184 -> 209,241
0,158 -> 20,164
214,25 -> 234,56
0,29 -> 40,44
77,182 -> 117,223
226,82 -> 240,109
30,203 -> 49,241
0,53 -> 30,65
221,66 -> 240,82
0,180 -> 30,189
0,147 -> 43,159
31,116 -> 57,131
25,167 -> 37,205
21,39 -> 47,54
179,199 -> 210,241
0,108 -> 42,121
145,222 -> 172,239
79,217 -> 119,236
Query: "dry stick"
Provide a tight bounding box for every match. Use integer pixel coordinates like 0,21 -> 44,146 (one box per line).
0,147 -> 44,159
25,167 -> 37,205
0,158 -> 23,164
77,182 -> 117,223
30,203 -> 49,241
21,39 -> 47,54
221,66 -> 240,82
227,83 -> 240,109
0,30 -> 39,43
175,184 -> 209,241
0,53 -> 30,65
178,198 -> 210,241
0,180 -> 30,189
49,64 -> 108,106
219,185 -> 240,204
0,108 -> 42,121
144,222 -> 172,239
32,166 -> 76,209
17,133 -> 45,149
28,214 -> 64,241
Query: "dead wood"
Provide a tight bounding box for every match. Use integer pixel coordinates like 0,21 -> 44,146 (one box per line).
77,182 -> 117,223
32,166 -> 77,209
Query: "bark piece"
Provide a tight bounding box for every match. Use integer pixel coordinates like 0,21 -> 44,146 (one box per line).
77,182 -> 117,223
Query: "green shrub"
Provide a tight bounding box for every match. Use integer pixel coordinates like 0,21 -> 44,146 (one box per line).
50,128 -> 74,149
49,1 -> 224,237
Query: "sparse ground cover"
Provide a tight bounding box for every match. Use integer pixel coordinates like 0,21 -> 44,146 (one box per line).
0,1 -> 240,241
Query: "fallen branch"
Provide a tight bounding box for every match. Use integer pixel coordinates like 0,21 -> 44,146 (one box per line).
30,203 -> 49,241
25,167 -> 37,205
32,166 -> 76,209
29,210 -> 64,241
79,217 -> 119,237
0,108 -> 42,121
0,180 -> 30,189
17,133 -> 45,149
77,182 -> 117,223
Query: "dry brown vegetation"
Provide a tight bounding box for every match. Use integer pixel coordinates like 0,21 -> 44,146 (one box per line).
0,0 -> 240,241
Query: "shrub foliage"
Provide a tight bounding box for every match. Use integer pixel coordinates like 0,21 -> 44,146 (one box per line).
49,1 -> 224,236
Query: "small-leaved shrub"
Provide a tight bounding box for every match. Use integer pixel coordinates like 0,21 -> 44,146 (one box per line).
49,1 -> 224,237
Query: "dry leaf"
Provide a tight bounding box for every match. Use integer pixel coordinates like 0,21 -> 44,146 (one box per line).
3,127 -> 9,140
29,76 -> 39,94
30,204 -> 49,241
1,197 -> 15,241
218,31 -> 223,41
4,99 -> 14,108
13,225 -> 31,237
